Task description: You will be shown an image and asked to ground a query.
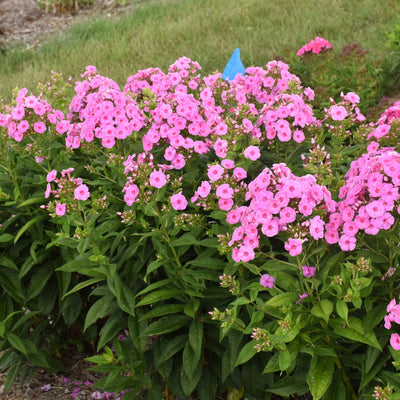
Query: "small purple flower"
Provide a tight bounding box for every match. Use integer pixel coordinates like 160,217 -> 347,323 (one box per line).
297,293 -> 309,304
260,274 -> 275,288
302,265 -> 316,278
41,384 -> 52,392
61,376 -> 69,384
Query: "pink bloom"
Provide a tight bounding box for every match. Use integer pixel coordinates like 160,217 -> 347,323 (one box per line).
325,229 -> 339,244
124,184 -> 139,206
170,193 -> 188,210
207,164 -> 224,181
221,159 -> 235,169
216,183 -> 234,199
41,384 -> 52,392
238,246 -> 254,262
261,219 -> 279,237
284,238 -> 303,256
74,184 -> 90,201
338,235 -> 356,251
279,207 -> 296,224
366,201 -> 385,218
260,274 -> 275,288
149,170 -> 167,188
302,265 -> 316,278
33,121 -> 46,133
197,181 -> 211,198
330,105 -> 347,121
46,170 -> 57,182
243,145 -> 261,161
55,203 -> 66,216
233,167 -> 247,181
218,198 -> 234,211
390,333 -> 400,351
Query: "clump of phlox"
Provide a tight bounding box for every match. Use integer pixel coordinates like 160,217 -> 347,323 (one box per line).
226,162 -> 337,262
332,148 -> 400,251
297,37 -> 332,56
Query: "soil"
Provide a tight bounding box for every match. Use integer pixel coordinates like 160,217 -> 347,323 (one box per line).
0,0 -> 136,50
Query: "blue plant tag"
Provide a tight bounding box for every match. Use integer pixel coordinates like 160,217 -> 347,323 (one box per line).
222,48 -> 246,81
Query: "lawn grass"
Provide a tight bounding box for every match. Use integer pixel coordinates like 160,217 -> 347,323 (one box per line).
0,0 -> 399,100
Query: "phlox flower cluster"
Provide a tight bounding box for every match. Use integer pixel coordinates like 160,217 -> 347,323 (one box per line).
366,100 -> 400,145
118,58 -> 317,212
226,163 -> 337,262
64,65 -> 146,149
384,297 -> 400,351
377,100 -> 400,125
324,91 -> 365,124
296,37 -> 332,56
332,148 -> 400,251
43,167 -> 90,216
0,88 -> 64,143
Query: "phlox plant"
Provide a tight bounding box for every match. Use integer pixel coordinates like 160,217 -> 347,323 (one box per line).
279,37 -> 385,118
1,49 -> 400,400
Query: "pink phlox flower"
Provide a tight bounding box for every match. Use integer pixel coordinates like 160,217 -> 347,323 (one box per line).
338,235 -> 356,251
329,105 -> 348,121
309,215 -> 324,240
243,145 -> 261,161
74,184 -> 90,201
390,333 -> 400,351
41,384 -> 52,392
197,180 -> 211,198
170,193 -> 188,210
284,238 -> 304,256
216,183 -> 234,199
149,170 -> 167,189
207,164 -> 224,181
55,203 -> 66,216
260,273 -> 275,288
297,293 -> 309,304
302,265 -> 316,278
237,245 -> 255,262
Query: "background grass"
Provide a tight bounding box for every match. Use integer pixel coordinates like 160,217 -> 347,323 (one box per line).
0,0 -> 399,100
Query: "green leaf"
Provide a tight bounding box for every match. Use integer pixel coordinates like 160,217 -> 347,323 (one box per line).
84,293 -> 114,331
189,320 -> 203,365
0,254 -> 18,271
307,356 -> 335,400
182,341 -> 197,379
336,300 -> 348,323
27,264 -> 54,300
154,335 -> 187,368
330,317 -> 382,350
181,359 -> 202,398
235,341 -> 258,366
139,304 -> 185,320
279,349 -> 291,371
0,233 -> 14,243
14,215 -> 47,243
171,233 -> 199,246
56,254 -> 99,274
265,292 -> 299,308
266,375 -> 309,397
136,279 -> 172,297
320,370 -> 347,400
7,333 -> 27,355
62,277 -> 104,299
141,315 -> 190,337
17,197 -> 45,208
136,289 -> 186,307
311,299 -> 333,324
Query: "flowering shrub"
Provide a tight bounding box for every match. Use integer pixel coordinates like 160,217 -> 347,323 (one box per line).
1,52 -> 400,399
